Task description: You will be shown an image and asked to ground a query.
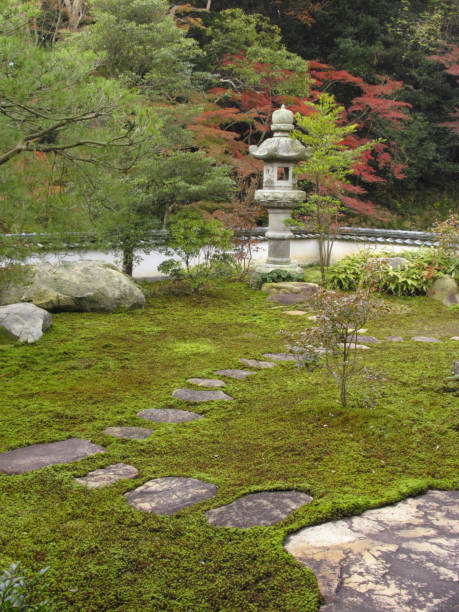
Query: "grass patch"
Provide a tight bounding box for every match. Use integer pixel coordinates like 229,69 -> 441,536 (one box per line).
0,281 -> 457,610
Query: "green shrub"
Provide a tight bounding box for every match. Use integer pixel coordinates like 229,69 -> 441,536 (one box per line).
253,268 -> 304,289
0,563 -> 53,611
327,248 -> 457,296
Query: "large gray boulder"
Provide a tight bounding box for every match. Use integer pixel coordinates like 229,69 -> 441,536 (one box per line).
428,275 -> 459,306
0,260 -> 145,312
0,303 -> 51,343
261,282 -> 320,304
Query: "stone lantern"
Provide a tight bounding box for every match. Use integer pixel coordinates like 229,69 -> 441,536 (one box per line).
249,105 -> 308,273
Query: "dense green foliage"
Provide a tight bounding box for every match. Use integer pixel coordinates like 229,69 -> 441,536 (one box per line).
327,248 -> 458,295
0,283 -> 457,609
253,268 -> 304,289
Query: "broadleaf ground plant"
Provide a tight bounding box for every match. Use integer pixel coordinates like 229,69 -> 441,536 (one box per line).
0,563 -> 52,612
285,288 -> 385,408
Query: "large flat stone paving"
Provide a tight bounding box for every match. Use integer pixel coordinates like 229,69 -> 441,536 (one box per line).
137,408 -> 203,423
75,463 -> 138,488
125,477 -> 218,515
284,490 -> 459,612
206,491 -> 313,527
0,438 -> 105,474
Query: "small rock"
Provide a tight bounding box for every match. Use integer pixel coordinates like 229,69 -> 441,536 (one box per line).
262,353 -> 296,362
355,335 -> 381,344
411,336 -> 440,343
137,408 -> 202,423
0,303 -> 51,344
172,389 -> 233,402
125,477 -> 217,515
186,378 -> 226,388
103,427 -> 153,440
75,463 -> 138,488
377,256 -> 409,269
385,335 -> 404,342
449,336 -> 459,341
239,358 -> 276,369
213,369 -> 256,380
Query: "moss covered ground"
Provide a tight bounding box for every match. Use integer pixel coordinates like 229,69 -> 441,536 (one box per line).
0,281 -> 458,611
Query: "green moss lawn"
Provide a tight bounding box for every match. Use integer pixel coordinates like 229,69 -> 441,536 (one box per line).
0,281 -> 458,611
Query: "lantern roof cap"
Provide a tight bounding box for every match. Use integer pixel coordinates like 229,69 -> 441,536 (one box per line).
249,105 -> 308,161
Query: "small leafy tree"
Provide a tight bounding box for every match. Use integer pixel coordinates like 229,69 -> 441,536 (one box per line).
291,93 -> 376,284
285,287 -> 383,408
158,209 -> 235,292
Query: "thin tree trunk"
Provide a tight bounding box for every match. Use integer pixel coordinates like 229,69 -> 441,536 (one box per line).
122,245 -> 134,276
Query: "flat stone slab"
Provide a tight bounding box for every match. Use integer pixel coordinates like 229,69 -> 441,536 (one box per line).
103,426 -> 153,440
285,490 -> 459,612
75,463 -> 138,488
125,476 -> 217,515
239,358 -> 277,369
450,336 -> 459,341
186,378 -> 226,388
284,310 -> 307,316
263,353 -> 296,362
385,335 -> 404,342
338,343 -> 371,350
0,438 -> 105,474
355,335 -> 381,344
137,408 -> 203,423
206,491 -> 313,528
411,336 -> 440,342
214,369 -> 256,380
172,389 -> 233,402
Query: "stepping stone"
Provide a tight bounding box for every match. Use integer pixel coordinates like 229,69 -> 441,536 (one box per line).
186,378 -> 226,388
284,310 -> 307,316
206,491 -> 313,528
172,389 -> 233,402
137,408 -> 202,423
214,369 -> 256,380
338,343 -> 370,350
263,353 -> 296,362
103,427 -> 153,440
355,335 -> 381,344
285,490 -> 459,612
125,476 -> 217,515
239,358 -> 276,369
0,438 -> 105,475
75,463 -> 138,489
449,336 -> 459,341
411,336 -> 440,343
348,328 -> 367,333
386,335 -> 404,342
